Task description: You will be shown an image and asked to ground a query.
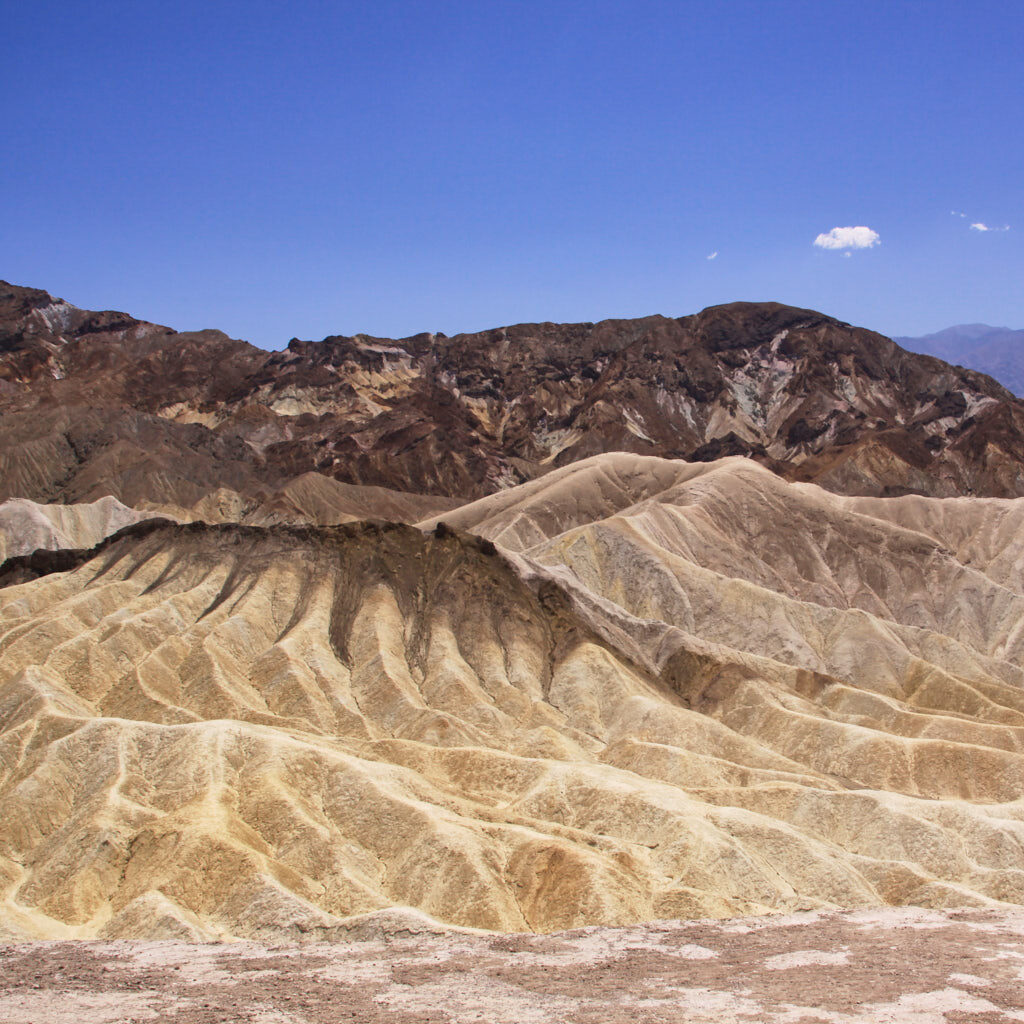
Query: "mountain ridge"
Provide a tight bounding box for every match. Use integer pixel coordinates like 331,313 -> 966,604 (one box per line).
3,280 -> 1024,509
896,323 -> 1024,397
5,283 -> 1024,939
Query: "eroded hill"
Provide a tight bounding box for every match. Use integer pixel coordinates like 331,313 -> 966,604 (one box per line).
1,456 -> 1023,940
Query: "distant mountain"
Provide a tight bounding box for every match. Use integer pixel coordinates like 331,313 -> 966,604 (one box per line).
896,324 -> 1024,396
4,280 -> 1024,507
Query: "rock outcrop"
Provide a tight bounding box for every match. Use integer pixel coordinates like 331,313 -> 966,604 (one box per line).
4,282 -> 1024,941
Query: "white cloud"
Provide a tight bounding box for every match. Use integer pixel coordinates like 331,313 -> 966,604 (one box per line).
951,210 -> 967,218
971,222 -> 1010,232
707,251 -> 718,260
813,226 -> 880,251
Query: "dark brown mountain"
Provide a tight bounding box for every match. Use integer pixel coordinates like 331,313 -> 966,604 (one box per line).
3,278 -> 1024,510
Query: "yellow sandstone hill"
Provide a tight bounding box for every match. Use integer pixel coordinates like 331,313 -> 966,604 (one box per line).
1,454 -> 1023,940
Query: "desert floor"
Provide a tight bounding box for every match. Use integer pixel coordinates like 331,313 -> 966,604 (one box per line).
2,906 -> 1024,1023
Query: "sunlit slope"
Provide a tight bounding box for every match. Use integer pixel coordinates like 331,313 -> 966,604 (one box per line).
431,453 -> 1024,662
1,458 -> 1023,940
0,496 -> 159,562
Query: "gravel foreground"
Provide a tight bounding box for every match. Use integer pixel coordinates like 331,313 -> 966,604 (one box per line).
2,907 -> 1024,1024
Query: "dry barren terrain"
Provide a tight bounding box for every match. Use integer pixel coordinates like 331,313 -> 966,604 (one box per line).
7,281 -> 1024,506
2,907 -> 1023,1023
2,455 -> 1024,940
4,283 -> 1024,1020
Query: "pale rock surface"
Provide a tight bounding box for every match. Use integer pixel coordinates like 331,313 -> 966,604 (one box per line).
157,476 -> 461,528
3,907 -> 1024,1023
0,496 -> 160,562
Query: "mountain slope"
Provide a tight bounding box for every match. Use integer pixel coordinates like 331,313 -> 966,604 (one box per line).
0,496 -> 162,562
5,281 -> 1024,505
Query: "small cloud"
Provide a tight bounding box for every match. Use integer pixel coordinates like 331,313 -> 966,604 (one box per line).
842,252 -> 852,258
970,222 -> 1010,232
951,210 -> 967,218
706,251 -> 718,260
813,226 -> 880,251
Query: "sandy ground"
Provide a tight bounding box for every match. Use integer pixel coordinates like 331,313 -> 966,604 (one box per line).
2,907 -> 1024,1023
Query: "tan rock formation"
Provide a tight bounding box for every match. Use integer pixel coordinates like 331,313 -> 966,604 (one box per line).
1,455 -> 1023,939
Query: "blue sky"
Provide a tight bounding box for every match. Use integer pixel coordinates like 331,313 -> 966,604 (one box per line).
3,0 -> 1021,348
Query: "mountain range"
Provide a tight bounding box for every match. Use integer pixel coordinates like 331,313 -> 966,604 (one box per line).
1,281 -> 1024,941
896,324 -> 1024,397
4,280 -> 1024,519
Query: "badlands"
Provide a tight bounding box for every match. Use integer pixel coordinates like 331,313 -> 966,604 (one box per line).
3,282 -> 1024,1019
2,454 -> 1024,940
